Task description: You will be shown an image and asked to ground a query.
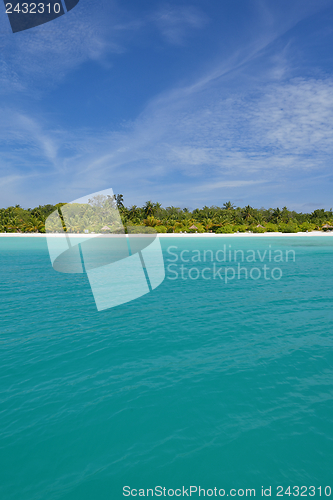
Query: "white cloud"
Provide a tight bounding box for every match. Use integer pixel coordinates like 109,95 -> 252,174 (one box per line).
0,1 -> 209,95
190,180 -> 267,192
0,109 -> 62,167
0,0 -> 134,94
251,79 -> 333,153
71,75 -> 333,205
2,75 -> 333,208
152,5 -> 208,45
1,0 -> 333,209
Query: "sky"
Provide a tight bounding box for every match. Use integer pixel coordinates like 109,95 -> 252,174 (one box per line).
0,0 -> 333,211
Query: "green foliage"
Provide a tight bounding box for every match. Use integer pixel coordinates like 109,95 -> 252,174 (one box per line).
215,224 -> 235,234
1,197 -> 332,233
234,225 -> 247,233
154,225 -> 167,233
265,222 -> 279,232
278,222 -> 299,233
251,225 -> 266,233
298,222 -> 317,232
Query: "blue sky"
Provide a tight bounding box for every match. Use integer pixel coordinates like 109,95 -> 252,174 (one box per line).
1,0 -> 333,210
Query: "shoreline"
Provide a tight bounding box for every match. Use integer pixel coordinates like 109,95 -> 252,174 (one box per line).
0,232 -> 333,238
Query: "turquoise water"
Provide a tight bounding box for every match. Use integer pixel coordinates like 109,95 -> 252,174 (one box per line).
1,237 -> 333,500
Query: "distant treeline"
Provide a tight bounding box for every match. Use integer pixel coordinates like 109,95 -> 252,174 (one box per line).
1,197 -> 333,233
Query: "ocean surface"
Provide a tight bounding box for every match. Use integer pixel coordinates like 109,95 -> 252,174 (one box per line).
1,236 -> 333,500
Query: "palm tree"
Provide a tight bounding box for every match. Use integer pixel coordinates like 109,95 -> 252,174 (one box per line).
24,216 -> 45,233
143,215 -> 162,227
271,208 -> 282,224
223,201 -> 235,210
201,217 -> 213,231
144,201 -> 155,217
241,205 -> 254,221
115,194 -> 124,208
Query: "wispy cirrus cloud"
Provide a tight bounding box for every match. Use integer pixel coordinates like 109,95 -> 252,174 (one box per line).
73,75 -> 333,207
0,1 -> 209,95
251,78 -> 333,154
0,0 -> 123,93
0,109 -> 62,167
152,4 -> 208,45
4,73 -> 332,207
2,71 -> 333,209
1,0 -> 333,210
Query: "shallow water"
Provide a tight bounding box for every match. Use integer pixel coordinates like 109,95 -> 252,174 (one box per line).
1,237 -> 333,500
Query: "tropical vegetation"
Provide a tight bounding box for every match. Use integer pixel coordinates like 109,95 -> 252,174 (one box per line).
1,197 -> 333,233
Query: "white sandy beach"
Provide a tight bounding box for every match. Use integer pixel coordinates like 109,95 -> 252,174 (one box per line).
0,232 -> 332,238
